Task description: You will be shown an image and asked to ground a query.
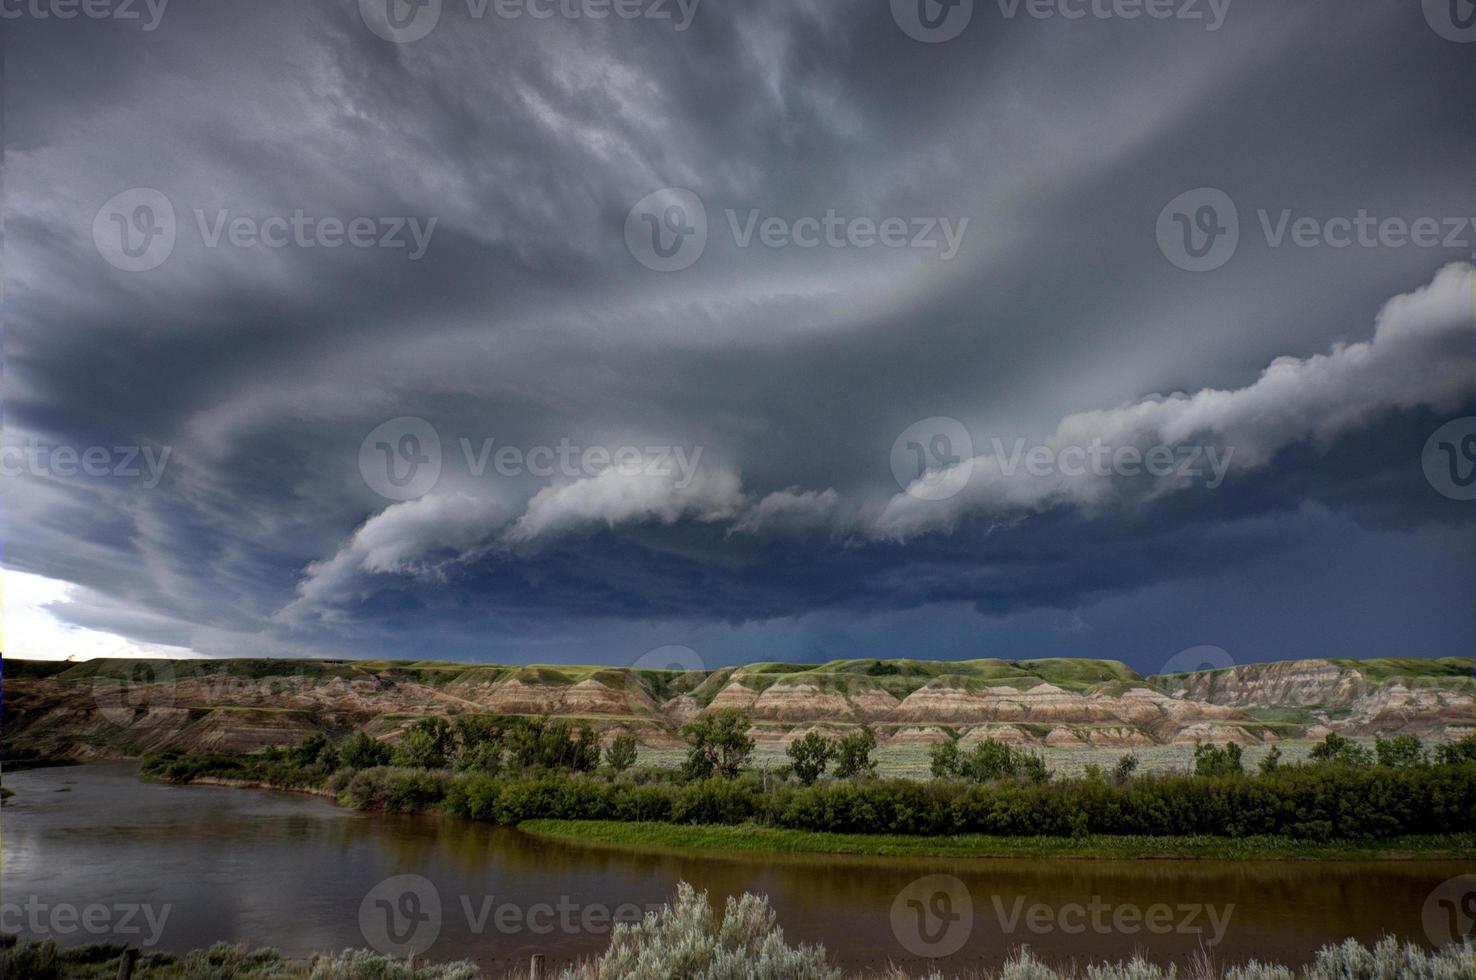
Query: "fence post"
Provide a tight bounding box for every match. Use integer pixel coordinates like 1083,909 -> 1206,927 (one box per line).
530,952 -> 546,980
116,948 -> 139,980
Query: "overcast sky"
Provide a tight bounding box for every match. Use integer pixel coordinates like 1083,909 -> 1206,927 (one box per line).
5,0 -> 1474,673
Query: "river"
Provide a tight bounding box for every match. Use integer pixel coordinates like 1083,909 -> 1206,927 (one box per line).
2,764 -> 1467,975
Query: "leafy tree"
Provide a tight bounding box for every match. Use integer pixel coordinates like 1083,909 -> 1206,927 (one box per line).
963,738 -> 1020,782
1258,744 -> 1282,774
1308,732 -> 1373,767
832,725 -> 878,780
786,731 -> 835,786
605,734 -> 638,775
289,732 -> 333,769
681,709 -> 754,780
1436,733 -> 1476,765
1374,734 -> 1427,768
1193,741 -> 1244,777
1019,751 -> 1051,785
393,717 -> 454,769
929,736 -> 962,779
338,731 -> 392,770
1112,753 -> 1139,785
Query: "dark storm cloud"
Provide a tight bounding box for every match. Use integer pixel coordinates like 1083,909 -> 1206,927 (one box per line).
4,0 -> 1474,668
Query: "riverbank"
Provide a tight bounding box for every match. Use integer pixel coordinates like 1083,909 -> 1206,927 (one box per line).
519,819 -> 1476,861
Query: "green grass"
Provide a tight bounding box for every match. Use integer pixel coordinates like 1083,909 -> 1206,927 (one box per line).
519,819 -> 1476,861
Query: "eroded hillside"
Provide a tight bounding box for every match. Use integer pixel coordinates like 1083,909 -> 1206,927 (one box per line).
4,655 -> 1472,761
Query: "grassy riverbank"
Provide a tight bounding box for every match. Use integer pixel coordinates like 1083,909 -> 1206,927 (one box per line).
519,819 -> 1476,861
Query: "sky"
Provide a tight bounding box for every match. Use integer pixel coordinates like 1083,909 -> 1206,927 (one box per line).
3,0 -> 1475,675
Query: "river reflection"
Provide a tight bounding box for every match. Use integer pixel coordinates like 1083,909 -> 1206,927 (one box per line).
3,764 -> 1466,974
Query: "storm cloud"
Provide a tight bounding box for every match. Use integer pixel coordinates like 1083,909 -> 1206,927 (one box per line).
4,0 -> 1473,671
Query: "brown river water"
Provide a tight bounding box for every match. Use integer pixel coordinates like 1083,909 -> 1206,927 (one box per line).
3,764 -> 1470,975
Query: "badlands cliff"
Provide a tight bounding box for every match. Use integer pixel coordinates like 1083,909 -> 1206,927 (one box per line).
4,655 -> 1472,761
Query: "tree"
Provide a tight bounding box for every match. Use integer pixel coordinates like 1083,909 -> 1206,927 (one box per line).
1258,745 -> 1282,774
605,734 -> 638,775
1309,732 -> 1373,767
786,731 -> 834,786
1435,733 -> 1476,765
1112,754 -> 1139,785
393,717 -> 453,769
929,736 -> 962,779
339,731 -> 392,770
832,726 -> 877,780
963,739 -> 1020,782
1019,752 -> 1051,784
290,732 -> 333,770
1193,741 -> 1244,777
681,709 -> 754,780
1375,735 -> 1427,768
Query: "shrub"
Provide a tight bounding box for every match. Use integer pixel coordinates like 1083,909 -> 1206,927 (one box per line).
929,737 -> 961,779
1112,754 -> 1139,785
339,767 -> 450,812
1436,733 -> 1476,765
1375,735 -> 1427,768
1194,742 -> 1244,777
338,732 -> 392,770
1308,732 -> 1374,768
392,718 -> 454,770
556,881 -> 840,980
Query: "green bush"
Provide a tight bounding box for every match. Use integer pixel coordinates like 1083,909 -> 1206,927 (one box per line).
787,731 -> 834,785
